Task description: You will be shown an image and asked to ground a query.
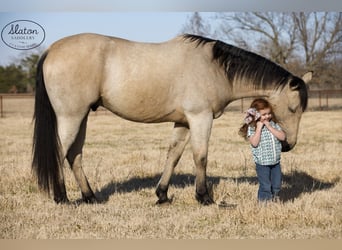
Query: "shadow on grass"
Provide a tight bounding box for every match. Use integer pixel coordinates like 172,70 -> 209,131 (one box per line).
94,170 -> 338,204
229,170 -> 338,202
280,170 -> 339,202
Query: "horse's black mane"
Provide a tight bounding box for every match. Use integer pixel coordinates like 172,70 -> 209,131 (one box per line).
183,34 -> 308,111
183,34 -> 291,88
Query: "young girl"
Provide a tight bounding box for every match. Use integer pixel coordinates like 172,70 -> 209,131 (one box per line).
239,98 -> 286,202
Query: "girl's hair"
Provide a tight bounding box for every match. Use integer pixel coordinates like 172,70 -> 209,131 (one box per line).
238,98 -> 278,139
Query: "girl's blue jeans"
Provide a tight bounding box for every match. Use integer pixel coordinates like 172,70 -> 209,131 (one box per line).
256,163 -> 282,201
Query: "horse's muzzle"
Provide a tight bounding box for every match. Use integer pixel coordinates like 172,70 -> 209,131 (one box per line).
281,140 -> 294,152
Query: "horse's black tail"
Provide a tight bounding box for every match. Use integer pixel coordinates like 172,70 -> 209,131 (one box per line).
32,51 -> 61,196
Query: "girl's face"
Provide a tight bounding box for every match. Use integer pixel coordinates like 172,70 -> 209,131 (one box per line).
258,108 -> 272,122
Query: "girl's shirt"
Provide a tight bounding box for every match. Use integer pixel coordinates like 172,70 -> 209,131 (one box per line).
247,120 -> 282,166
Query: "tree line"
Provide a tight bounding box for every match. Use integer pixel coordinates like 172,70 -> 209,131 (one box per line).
0,53 -> 39,93
0,12 -> 341,93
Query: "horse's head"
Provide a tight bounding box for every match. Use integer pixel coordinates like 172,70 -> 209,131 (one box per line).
269,72 -> 312,152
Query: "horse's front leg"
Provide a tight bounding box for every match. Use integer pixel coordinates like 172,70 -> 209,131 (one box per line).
156,123 -> 190,205
187,111 -> 215,205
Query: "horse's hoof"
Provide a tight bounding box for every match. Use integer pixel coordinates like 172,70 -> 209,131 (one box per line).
195,193 -> 215,206
156,195 -> 174,206
201,198 -> 215,206
155,186 -> 169,203
54,196 -> 70,204
83,195 -> 98,204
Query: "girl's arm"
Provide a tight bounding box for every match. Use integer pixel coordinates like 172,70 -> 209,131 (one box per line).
264,121 -> 286,141
248,122 -> 263,147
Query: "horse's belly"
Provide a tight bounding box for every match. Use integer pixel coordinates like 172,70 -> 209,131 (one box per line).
102,93 -> 186,123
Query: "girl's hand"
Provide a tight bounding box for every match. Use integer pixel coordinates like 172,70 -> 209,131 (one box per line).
263,121 -> 286,141
249,121 -> 263,147
262,120 -> 270,127
256,121 -> 264,130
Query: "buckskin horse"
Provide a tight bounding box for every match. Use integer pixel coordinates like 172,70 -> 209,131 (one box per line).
32,33 -> 312,205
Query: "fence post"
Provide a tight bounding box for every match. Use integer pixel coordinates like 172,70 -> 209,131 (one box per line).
318,91 -> 322,110
0,95 -> 3,118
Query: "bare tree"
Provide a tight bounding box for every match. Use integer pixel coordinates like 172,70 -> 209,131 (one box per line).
181,12 -> 211,36
215,12 -> 342,88
293,12 -> 342,68
216,12 -> 297,66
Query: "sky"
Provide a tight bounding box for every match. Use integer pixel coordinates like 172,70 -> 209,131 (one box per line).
0,12 -> 197,65
0,0 -> 341,66
0,0 -> 339,12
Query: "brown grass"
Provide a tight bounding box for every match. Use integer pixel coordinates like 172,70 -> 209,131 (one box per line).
0,99 -> 341,239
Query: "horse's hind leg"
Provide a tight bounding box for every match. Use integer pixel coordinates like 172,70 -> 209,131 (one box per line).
156,123 -> 190,204
52,165 -> 68,204
66,115 -> 97,203
52,115 -> 81,204
54,113 -> 92,203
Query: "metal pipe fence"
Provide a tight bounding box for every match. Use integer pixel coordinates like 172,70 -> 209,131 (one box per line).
1,90 -> 342,118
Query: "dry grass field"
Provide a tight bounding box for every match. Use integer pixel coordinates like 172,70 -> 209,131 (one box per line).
0,97 -> 341,239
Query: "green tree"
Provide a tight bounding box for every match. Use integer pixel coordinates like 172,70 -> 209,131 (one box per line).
0,64 -> 26,93
20,53 -> 40,92
0,53 -> 40,93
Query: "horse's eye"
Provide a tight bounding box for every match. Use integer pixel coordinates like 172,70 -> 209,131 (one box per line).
288,107 -> 296,113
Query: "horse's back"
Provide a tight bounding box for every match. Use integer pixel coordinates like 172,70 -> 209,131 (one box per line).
42,33 -> 223,123
43,34 -> 185,121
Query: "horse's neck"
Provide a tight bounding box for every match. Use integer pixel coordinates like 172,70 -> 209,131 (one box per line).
231,84 -> 277,100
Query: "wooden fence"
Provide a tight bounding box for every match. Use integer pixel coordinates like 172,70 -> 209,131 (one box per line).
1,90 -> 342,118
0,94 -> 34,118
307,89 -> 342,110
237,89 -> 342,112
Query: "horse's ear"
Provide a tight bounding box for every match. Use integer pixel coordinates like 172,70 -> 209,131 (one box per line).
302,71 -> 313,84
